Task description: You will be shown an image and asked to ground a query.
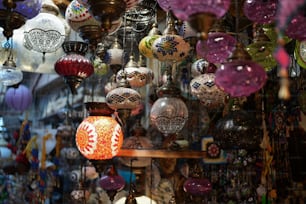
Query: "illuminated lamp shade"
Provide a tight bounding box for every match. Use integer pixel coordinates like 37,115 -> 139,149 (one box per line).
196,20 -> 237,64
150,73 -> 188,136
54,41 -> 94,94
5,84 -> 32,112
213,101 -> 262,150
243,0 -> 277,24
286,10 -> 306,41
75,102 -> 124,160
23,1 -> 66,59
246,27 -> 277,72
105,38 -> 127,71
138,23 -> 162,59
151,16 -> 191,63
215,42 -> 267,97
167,0 -> 231,40
116,55 -> 153,88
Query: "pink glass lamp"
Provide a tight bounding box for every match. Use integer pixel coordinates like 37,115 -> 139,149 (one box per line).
215,42 -> 267,97
243,0 -> 277,24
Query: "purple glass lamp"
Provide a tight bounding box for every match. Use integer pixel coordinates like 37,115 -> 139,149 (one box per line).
286,10 -> 306,41
215,42 -> 267,97
196,20 -> 237,64
99,165 -> 125,202
243,0 -> 277,24
0,0 -> 42,39
167,0 -> 231,40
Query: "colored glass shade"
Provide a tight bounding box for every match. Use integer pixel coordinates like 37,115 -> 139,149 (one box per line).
75,102 -> 124,160
183,177 -> 212,196
286,11 -> 306,41
243,0 -> 277,24
191,58 -> 217,77
54,41 -> 94,94
139,23 -> 162,59
196,32 -> 237,64
168,0 -> 231,21
0,0 -> 42,19
215,43 -> 267,97
5,84 -> 32,112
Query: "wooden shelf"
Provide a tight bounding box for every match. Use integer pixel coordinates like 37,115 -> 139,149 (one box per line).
117,149 -> 207,159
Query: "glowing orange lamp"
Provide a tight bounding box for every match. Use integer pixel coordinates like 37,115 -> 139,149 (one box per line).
75,102 -> 123,160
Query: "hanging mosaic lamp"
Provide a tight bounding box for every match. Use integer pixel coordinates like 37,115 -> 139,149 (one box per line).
246,26 -> 277,72
190,67 -> 227,109
105,38 -> 127,73
66,0 -> 123,46
138,23 -> 162,59
116,55 -> 153,88
191,58 -> 217,78
196,20 -> 237,64
151,14 -> 191,63
0,0 -> 42,39
213,100 -> 262,150
150,70 -> 188,136
106,73 -> 142,127
5,84 -> 32,112
120,119 -> 154,167
54,41 -> 94,94
23,0 -> 66,60
215,42 -> 267,97
75,102 -> 124,160
243,0 -> 277,24
166,0 -> 231,40
99,164 -> 125,202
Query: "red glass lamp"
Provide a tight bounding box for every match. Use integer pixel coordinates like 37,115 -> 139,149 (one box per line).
75,102 -> 124,160
54,41 -> 94,94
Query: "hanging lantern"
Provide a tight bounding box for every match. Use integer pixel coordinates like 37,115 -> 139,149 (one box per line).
165,0 -> 231,40
54,41 -> 94,94
119,119 -> 154,167
75,102 -> 124,160
5,84 -> 32,112
0,0 -> 42,38
23,0 -> 66,60
106,73 -> 142,127
105,38 -> 127,71
286,9 -> 306,41
190,67 -> 227,109
150,70 -> 188,136
215,42 -> 267,97
66,0 -> 123,46
196,20 -> 237,64
191,58 -> 216,78
246,26 -> 277,72
139,23 -> 162,59
152,14 -> 191,63
99,165 -> 125,202
243,0 -> 277,24
116,55 -> 153,88
213,100 -> 262,150
0,41 -> 23,86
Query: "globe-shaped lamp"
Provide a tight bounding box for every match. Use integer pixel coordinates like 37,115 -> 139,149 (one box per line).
5,84 -> 32,112
215,43 -> 267,97
243,0 -> 277,24
150,74 -> 188,136
75,102 -> 124,160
